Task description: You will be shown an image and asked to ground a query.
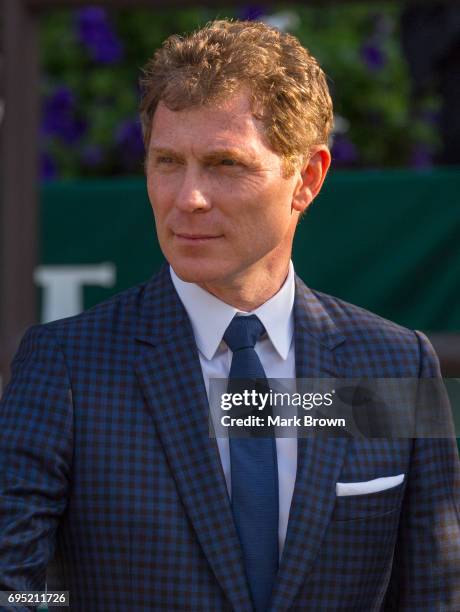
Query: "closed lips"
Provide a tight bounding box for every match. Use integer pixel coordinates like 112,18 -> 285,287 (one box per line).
175,233 -> 222,239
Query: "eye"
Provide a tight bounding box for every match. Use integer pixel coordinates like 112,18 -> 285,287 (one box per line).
220,158 -> 238,166
157,156 -> 174,164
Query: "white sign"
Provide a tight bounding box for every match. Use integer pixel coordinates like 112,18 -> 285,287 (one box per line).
34,263 -> 116,323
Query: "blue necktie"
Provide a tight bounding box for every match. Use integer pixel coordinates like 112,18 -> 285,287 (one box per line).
223,315 -> 279,612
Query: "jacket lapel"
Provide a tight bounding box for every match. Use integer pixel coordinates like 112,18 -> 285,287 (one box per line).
134,264 -> 253,612
270,276 -> 351,612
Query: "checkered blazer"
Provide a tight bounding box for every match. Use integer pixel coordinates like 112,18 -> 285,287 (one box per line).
1,264 -> 459,611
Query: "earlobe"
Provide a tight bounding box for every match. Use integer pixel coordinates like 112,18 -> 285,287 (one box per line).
291,174 -> 308,214
291,189 -> 313,214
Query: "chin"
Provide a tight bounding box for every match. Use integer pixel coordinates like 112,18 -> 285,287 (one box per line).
168,257 -> 228,285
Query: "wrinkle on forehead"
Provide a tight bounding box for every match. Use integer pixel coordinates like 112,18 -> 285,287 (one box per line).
150,90 -> 273,155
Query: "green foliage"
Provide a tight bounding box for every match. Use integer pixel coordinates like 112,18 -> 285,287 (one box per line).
39,3 -> 440,179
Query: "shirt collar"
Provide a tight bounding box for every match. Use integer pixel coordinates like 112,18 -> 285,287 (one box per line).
170,261 -> 295,361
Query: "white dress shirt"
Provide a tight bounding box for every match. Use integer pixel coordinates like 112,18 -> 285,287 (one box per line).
170,263 -> 297,558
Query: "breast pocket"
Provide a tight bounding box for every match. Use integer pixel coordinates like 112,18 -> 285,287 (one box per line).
331,479 -> 405,522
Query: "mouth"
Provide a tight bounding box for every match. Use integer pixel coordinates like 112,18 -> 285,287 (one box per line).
174,232 -> 223,243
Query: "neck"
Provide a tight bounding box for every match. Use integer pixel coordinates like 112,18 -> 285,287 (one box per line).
198,261 -> 291,311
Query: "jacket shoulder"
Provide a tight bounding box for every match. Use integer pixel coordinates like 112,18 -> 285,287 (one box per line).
312,288 -> 414,340
19,280 -> 152,359
304,286 -> 438,377
45,280 -> 147,333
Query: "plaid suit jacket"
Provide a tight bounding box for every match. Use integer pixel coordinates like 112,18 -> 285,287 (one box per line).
1,264 -> 459,611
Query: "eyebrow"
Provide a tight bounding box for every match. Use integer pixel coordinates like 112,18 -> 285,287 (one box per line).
149,147 -> 183,159
149,146 -> 256,165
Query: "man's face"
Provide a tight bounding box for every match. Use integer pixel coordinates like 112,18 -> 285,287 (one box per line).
146,91 -> 306,290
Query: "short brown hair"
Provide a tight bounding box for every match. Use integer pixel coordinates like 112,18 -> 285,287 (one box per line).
139,19 -> 333,174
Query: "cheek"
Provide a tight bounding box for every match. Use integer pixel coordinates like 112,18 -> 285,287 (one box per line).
248,191 -> 293,231
226,186 -> 292,236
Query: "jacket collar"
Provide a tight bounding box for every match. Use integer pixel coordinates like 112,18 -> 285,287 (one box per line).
135,263 -> 345,350
293,273 -> 346,351
134,262 -> 192,346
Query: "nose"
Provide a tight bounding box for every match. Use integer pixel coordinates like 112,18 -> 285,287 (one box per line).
175,166 -> 211,212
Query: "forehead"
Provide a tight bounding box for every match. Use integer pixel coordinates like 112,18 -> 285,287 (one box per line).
149,90 -> 271,153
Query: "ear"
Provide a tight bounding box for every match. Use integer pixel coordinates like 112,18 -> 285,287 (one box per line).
291,146 -> 331,214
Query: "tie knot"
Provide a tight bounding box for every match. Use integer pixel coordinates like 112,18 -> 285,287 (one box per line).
223,315 -> 265,352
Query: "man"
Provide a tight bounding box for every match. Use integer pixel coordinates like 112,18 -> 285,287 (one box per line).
0,19 -> 459,611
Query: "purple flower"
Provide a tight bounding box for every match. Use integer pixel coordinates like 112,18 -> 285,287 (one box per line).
60,117 -> 86,144
81,144 -> 104,167
41,151 -> 58,181
332,134 -> 358,165
238,5 -> 265,21
115,119 -> 145,170
42,86 -> 86,144
76,7 -> 123,65
410,143 -> 434,169
45,86 -> 75,114
360,42 -> 386,72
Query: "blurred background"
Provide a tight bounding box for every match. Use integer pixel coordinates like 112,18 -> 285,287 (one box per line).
1,1 -> 459,396
37,4 -> 457,178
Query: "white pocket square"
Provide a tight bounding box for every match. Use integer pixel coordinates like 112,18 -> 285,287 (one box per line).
336,473 -> 405,496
